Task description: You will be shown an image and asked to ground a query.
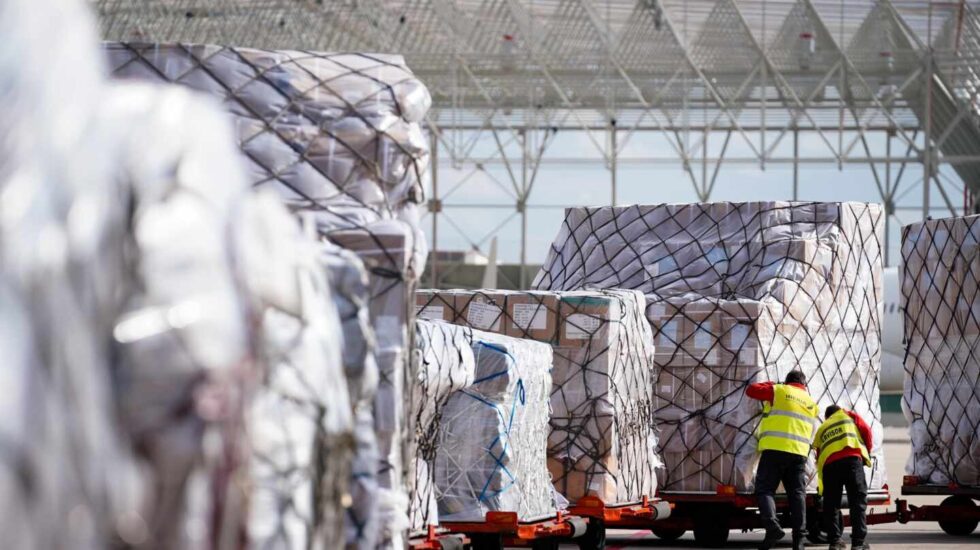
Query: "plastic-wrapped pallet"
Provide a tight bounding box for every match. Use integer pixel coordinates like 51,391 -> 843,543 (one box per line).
106,45 -> 432,545
435,329 -> 556,521
0,0 -> 144,547
534,202 -> 886,493
902,214 -> 980,486
416,289 -> 659,504
321,244 -> 383,547
411,320 -> 477,528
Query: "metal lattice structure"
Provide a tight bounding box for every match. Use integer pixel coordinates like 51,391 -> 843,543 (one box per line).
95,1 -> 980,286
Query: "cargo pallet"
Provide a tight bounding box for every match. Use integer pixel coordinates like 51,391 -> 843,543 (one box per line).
645,486 -> 892,547
566,495 -> 672,549
439,510 -> 589,550
887,476 -> 980,536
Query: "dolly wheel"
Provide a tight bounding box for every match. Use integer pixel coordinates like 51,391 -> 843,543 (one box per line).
650,527 -> 685,541
938,496 -> 979,536
693,508 -> 730,547
468,533 -> 503,550
531,540 -> 560,550
577,518 -> 606,550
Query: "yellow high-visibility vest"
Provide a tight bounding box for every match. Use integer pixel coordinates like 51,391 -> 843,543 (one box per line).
757,384 -> 819,457
814,409 -> 871,494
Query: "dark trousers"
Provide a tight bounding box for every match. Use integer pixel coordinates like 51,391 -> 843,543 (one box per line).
756,450 -> 808,538
822,456 -> 868,544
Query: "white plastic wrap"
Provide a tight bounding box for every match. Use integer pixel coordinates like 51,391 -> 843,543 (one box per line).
416,289 -> 660,505
106,43 -> 432,546
411,320 -> 477,529
902,214 -> 980,486
435,329 -> 556,521
322,244 -> 383,548
534,202 -> 886,494
0,0 -> 141,546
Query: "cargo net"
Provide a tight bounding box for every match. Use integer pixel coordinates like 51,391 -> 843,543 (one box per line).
902,214 -> 980,487
412,320 -> 477,529
415,288 -> 659,505
414,320 -> 555,522
533,202 -> 886,494
104,43 -> 430,546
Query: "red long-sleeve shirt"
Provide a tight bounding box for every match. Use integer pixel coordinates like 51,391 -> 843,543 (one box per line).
746,381 -> 807,403
746,382 -> 873,465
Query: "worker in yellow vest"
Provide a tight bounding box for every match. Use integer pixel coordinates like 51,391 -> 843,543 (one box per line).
814,405 -> 872,550
747,370 -> 819,550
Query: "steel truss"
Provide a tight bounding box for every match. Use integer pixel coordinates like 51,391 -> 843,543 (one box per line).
95,1 -> 980,285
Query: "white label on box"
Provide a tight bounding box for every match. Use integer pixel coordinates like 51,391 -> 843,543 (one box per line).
512,302 -> 547,330
417,305 -> 445,321
466,301 -> 502,331
660,384 -> 673,395
565,313 -> 601,339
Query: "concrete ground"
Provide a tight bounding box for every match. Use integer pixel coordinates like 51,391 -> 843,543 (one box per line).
557,418 -> 980,549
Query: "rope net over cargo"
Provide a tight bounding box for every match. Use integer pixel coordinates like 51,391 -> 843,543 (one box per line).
413,320 -> 555,523
902,214 -> 980,487
416,289 -> 659,505
533,202 -> 885,493
104,43 -> 431,547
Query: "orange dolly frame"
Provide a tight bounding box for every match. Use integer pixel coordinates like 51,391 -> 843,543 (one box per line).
891,476 -> 980,536
566,495 -> 673,549
643,485 -> 891,547
436,510 -> 589,550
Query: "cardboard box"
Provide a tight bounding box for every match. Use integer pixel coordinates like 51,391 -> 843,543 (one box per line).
505,291 -> 560,342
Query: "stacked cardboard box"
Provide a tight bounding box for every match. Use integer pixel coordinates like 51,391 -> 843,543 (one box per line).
435,329 -> 556,521
416,289 -> 659,504
902,215 -> 980,486
534,202 -> 885,493
106,44 -> 432,546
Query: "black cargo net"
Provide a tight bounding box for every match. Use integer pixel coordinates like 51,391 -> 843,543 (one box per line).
533,202 -> 885,494
411,320 -> 475,528
415,288 -> 658,505
103,43 -> 430,546
902,215 -> 980,487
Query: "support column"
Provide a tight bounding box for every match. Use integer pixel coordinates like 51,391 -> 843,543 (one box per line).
885,130 -> 892,267
610,120 -> 618,207
520,128 -> 529,290
792,127 -> 799,200
430,129 -> 440,288
924,3 -> 933,221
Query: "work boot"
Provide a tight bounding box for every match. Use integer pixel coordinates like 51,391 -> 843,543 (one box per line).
759,528 -> 786,550
850,542 -> 870,550
827,542 -> 847,550
792,535 -> 805,550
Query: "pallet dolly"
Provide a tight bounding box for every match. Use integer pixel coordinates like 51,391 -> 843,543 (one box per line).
645,485 -> 891,547
566,495 -> 672,549
439,510 -> 589,549
887,476 -> 980,535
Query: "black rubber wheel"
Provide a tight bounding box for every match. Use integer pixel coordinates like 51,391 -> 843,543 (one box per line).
650,527 -> 685,541
576,518 -> 606,550
531,540 -> 561,550
468,533 -> 504,550
438,535 -> 466,550
693,509 -> 730,547
938,496 -> 979,536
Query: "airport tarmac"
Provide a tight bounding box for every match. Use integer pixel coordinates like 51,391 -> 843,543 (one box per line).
561,422 -> 979,549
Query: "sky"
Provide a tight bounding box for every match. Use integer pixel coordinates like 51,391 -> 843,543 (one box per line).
421,125 -> 964,268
